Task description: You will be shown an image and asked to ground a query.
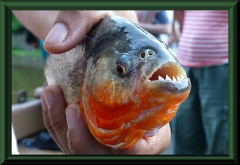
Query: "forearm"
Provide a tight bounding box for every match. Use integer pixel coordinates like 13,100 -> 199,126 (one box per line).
13,10 -> 138,54
174,10 -> 184,29
12,10 -> 59,39
168,21 -> 181,46
139,22 -> 172,35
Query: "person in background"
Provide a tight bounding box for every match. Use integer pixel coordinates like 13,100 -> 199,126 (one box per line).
157,10 -> 174,45
135,10 -> 172,43
170,10 -> 229,155
167,18 -> 181,51
12,10 -> 171,155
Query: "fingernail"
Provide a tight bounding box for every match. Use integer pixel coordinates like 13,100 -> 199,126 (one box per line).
66,108 -> 77,129
41,95 -> 48,110
43,91 -> 54,109
45,23 -> 68,43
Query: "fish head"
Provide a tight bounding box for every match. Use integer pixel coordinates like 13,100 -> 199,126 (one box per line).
79,15 -> 191,149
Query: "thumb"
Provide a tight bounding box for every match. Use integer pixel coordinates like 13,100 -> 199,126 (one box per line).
43,11 -> 138,54
43,11 -> 100,54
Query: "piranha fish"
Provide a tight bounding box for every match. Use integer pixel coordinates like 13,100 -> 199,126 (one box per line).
44,15 -> 191,149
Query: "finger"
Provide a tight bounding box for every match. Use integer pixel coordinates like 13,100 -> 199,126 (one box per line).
44,10 -> 138,54
43,10 -> 100,54
112,123 -> 171,155
41,87 -> 64,151
66,104 -> 113,154
41,85 -> 70,154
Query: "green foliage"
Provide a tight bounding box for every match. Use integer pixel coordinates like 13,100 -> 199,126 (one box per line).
12,65 -> 45,103
12,46 -> 41,57
12,15 -> 24,32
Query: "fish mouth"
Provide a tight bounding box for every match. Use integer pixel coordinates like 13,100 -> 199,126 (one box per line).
145,62 -> 190,91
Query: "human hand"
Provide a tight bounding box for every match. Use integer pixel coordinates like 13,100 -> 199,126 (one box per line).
43,10 -> 138,54
12,10 -> 138,54
41,85 -> 171,155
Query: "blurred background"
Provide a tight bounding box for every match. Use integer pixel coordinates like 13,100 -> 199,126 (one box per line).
12,14 -> 64,155
12,14 -> 45,104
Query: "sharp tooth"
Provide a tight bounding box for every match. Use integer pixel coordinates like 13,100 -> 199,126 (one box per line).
166,75 -> 171,81
172,76 -> 176,82
177,76 -> 181,81
158,76 -> 164,81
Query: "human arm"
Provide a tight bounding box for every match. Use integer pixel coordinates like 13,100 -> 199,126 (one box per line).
167,20 -> 181,46
174,10 -> 184,28
136,10 -> 172,36
12,10 -> 59,40
12,10 -> 138,54
167,10 -> 183,46
138,23 -> 172,35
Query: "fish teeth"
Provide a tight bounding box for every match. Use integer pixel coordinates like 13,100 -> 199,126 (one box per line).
165,75 -> 171,81
177,76 -> 181,81
148,74 -> 185,82
175,75 -> 185,81
172,76 -> 176,82
181,74 -> 185,79
158,76 -> 164,81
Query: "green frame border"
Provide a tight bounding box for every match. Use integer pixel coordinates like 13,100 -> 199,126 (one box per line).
0,0 -> 238,164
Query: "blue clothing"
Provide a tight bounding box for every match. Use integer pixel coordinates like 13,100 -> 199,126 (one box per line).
151,10 -> 170,38
154,11 -> 170,24
39,39 -> 48,62
153,11 -> 173,44
171,64 -> 229,155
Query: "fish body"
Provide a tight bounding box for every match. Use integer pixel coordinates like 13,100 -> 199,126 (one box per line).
45,16 -> 191,149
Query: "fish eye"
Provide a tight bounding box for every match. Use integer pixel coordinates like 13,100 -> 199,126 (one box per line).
116,63 -> 125,74
115,54 -> 133,75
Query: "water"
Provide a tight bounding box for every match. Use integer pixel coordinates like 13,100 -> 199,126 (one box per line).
12,65 -> 45,104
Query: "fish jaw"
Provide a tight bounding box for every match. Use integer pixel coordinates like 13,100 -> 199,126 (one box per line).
140,62 -> 191,94
129,61 -> 191,136
133,61 -> 191,124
